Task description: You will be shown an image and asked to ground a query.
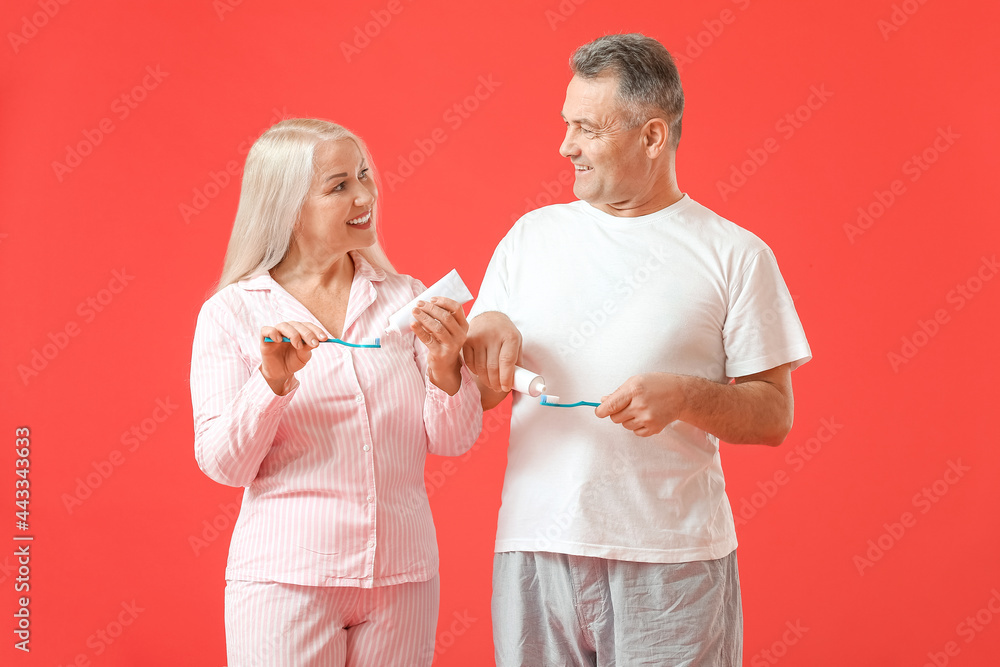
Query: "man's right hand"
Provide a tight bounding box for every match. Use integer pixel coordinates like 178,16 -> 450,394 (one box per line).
463,311 -> 522,408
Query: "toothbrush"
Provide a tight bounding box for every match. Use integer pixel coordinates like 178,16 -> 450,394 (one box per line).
539,395 -> 601,408
263,336 -> 381,349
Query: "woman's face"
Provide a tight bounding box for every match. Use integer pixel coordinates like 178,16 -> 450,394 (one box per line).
292,138 -> 378,259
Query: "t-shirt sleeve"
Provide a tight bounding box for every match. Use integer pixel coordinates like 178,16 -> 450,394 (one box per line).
469,234 -> 511,319
723,246 -> 812,378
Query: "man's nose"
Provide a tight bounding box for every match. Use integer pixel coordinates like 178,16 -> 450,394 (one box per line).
559,128 -> 578,158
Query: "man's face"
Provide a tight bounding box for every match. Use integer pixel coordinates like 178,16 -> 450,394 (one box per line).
560,74 -> 648,212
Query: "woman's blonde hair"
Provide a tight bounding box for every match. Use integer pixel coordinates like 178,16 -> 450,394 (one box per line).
216,118 -> 395,291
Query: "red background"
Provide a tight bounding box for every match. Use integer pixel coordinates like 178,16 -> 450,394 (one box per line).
4,0 -> 999,665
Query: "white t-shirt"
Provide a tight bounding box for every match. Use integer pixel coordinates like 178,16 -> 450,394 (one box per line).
470,195 -> 812,563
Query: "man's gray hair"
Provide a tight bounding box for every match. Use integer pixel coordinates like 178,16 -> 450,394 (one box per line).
570,33 -> 684,149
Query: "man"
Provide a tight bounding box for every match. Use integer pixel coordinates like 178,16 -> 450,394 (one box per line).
463,34 -> 811,666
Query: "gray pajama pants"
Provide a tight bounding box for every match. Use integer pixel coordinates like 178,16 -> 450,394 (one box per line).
492,550 -> 742,667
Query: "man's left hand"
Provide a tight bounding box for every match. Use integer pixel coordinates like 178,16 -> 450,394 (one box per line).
595,373 -> 688,437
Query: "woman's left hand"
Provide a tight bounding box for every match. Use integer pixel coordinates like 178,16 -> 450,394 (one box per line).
411,296 -> 468,395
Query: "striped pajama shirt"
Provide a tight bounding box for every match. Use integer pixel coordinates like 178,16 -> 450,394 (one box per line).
191,252 -> 483,666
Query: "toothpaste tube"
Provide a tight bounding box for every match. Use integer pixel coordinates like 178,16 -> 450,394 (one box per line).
512,367 -> 547,397
384,269 -> 475,335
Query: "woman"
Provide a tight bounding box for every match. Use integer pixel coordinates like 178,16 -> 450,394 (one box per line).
190,118 -> 482,666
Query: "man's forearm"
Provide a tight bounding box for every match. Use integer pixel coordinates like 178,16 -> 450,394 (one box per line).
464,310 -> 522,410
678,373 -> 793,446
475,374 -> 510,410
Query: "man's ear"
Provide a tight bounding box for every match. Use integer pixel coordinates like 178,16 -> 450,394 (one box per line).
642,118 -> 670,158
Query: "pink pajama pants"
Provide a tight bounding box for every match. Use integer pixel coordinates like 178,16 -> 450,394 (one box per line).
224,576 -> 439,667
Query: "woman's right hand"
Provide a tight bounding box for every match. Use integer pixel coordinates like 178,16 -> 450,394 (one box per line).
259,321 -> 328,395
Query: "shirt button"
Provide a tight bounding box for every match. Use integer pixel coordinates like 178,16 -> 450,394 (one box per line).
368,541 -> 375,548
355,394 -> 364,403
367,496 -> 374,503
363,444 -> 371,452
